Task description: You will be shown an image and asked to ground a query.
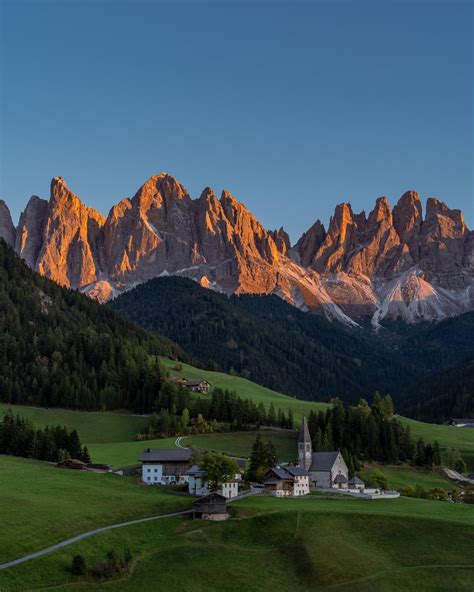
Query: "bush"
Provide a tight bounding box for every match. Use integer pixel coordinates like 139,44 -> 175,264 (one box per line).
363,469 -> 388,490
71,554 -> 86,575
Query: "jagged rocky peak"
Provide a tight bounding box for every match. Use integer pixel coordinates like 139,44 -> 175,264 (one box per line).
132,172 -> 191,212
15,196 -> 49,267
392,190 -> 422,259
296,219 -> 326,267
368,196 -> 392,225
35,177 -> 105,288
0,200 -> 16,247
2,176 -> 472,327
268,227 -> 291,255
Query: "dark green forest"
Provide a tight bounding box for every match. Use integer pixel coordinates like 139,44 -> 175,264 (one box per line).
111,276 -> 474,406
399,359 -> 474,422
0,240 -> 185,412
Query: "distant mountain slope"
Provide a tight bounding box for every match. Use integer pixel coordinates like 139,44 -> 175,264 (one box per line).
1,173 -> 472,325
111,277 -> 474,406
111,276 -> 412,403
0,239 -> 184,412
399,359 -> 474,423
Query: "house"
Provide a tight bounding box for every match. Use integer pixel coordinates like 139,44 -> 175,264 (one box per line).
297,417 -> 349,489
169,376 -> 188,386
446,419 -> 474,428
348,476 -> 365,491
185,464 -> 242,498
193,493 -> 229,520
185,379 -> 211,394
139,448 -> 191,485
263,466 -> 310,497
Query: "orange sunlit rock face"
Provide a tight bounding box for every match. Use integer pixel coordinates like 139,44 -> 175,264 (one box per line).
0,173 -> 473,326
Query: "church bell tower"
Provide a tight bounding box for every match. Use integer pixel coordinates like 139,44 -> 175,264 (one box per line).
298,416 -> 312,471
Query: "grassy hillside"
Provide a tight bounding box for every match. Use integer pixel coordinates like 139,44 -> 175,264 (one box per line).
159,357 -> 329,421
359,465 -> 458,492
0,455 -> 190,564
1,479 -> 473,591
400,416 -> 474,471
0,403 -> 147,444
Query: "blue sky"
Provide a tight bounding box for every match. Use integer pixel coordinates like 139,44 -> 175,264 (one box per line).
1,0 -> 472,241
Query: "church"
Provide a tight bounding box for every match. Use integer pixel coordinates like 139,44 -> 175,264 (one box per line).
297,417 -> 349,489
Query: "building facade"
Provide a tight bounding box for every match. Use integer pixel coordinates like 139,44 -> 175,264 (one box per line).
297,418 -> 349,489
139,448 -> 191,485
185,464 -> 241,498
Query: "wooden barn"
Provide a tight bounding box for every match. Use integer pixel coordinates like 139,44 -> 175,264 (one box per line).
193,493 -> 229,521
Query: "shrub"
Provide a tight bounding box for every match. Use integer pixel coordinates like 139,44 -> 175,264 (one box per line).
71,554 -> 86,575
363,469 -> 388,490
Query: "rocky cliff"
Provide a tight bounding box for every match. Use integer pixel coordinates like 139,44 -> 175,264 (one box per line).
1,173 -> 472,326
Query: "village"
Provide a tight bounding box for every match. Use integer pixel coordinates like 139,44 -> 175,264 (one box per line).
139,417 -> 400,520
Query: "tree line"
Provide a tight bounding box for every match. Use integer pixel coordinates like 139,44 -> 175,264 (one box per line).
141,383 -> 295,439
307,394 -> 444,474
0,409 -> 90,463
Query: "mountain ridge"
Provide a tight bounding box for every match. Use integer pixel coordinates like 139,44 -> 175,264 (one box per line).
1,173 -> 472,326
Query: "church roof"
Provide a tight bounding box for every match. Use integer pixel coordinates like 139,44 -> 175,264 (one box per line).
310,451 -> 341,472
298,417 -> 311,443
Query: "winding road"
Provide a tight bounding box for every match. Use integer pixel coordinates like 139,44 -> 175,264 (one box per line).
0,510 -> 192,571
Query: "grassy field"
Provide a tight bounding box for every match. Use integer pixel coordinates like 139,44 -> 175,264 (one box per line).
0,455 -> 191,564
400,416 -> 474,471
159,357 -> 329,420
0,403 -> 147,443
359,464 -> 456,492
183,429 -> 298,461
1,487 -> 473,591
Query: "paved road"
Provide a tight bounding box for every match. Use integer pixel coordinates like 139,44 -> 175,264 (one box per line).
175,436 -> 186,449
0,510 -> 192,571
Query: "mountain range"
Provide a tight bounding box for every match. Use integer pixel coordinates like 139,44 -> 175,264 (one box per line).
1,173 -> 473,326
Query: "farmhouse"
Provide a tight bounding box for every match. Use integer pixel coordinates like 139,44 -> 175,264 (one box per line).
185,464 -> 242,498
185,379 -> 211,394
193,493 -> 229,521
263,466 -> 310,497
297,417 -> 349,489
446,418 -> 474,428
139,448 -> 191,485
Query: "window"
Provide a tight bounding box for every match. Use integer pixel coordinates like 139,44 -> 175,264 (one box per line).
154,468 -> 158,473
147,468 -> 151,473
147,477 -> 151,481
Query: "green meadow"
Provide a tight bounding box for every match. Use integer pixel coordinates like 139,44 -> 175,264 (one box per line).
1,476 -> 473,592
158,356 -> 330,420
0,455 -> 190,565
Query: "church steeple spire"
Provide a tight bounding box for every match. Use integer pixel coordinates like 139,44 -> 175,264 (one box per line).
298,416 -> 312,471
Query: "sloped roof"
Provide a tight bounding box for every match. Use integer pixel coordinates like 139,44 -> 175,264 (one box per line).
286,466 -> 309,477
348,476 -> 364,484
334,473 -> 348,483
185,464 -> 207,477
186,379 -> 210,387
310,451 -> 340,472
139,448 -> 191,462
298,417 -> 311,444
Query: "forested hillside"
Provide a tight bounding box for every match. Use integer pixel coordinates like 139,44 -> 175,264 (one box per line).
111,277 -> 407,403
0,240 -> 184,412
111,277 -> 474,406
399,360 -> 474,423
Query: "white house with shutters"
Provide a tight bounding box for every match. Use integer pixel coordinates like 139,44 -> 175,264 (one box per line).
185,464 -> 242,499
